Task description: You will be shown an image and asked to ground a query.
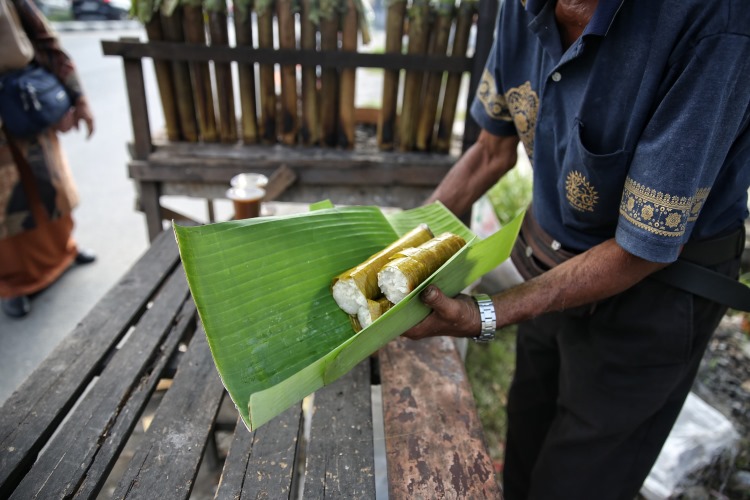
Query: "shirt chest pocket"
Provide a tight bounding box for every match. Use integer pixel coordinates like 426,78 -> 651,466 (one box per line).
557,120 -> 631,237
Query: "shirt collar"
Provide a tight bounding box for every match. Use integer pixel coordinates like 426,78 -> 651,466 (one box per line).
524,0 -> 626,37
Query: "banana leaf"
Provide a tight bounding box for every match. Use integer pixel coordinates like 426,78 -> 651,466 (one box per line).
173,201 -> 523,430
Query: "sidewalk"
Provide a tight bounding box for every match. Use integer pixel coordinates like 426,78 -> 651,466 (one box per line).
0,25 -> 151,405
52,19 -> 141,31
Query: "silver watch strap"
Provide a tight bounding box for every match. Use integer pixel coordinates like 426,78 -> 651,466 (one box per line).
472,293 -> 497,343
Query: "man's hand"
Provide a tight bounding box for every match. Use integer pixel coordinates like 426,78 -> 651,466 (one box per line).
402,239 -> 669,342
402,286 -> 481,340
55,96 -> 94,138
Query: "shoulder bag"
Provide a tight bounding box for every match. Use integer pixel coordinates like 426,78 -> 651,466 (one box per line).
0,0 -> 72,138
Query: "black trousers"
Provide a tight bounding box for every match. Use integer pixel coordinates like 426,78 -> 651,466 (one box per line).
502,256 -> 740,500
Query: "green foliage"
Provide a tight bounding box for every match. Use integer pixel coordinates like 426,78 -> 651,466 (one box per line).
47,10 -> 72,21
486,163 -> 533,226
465,325 -> 517,464
465,162 -> 531,464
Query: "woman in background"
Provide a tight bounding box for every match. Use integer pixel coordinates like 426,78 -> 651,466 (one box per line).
0,0 -> 95,318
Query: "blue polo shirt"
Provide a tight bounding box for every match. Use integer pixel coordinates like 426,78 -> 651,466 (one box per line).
471,0 -> 750,263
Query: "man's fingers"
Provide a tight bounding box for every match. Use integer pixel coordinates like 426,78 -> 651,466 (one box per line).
420,285 -> 447,308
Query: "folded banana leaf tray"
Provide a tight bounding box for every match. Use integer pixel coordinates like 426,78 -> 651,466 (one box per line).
174,201 -> 523,430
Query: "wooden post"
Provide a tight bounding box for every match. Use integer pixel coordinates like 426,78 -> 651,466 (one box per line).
415,0 -> 454,151
435,0 -> 476,154
462,0 -> 498,152
300,0 -> 320,146
277,0 -> 298,145
319,0 -> 340,147
338,0 -> 358,149
257,1 -> 277,143
183,2 -> 219,142
377,0 -> 407,151
121,38 -> 152,161
398,0 -> 431,151
234,2 -> 259,144
209,0 -> 238,143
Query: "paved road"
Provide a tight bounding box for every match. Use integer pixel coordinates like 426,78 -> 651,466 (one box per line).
0,25 -> 157,404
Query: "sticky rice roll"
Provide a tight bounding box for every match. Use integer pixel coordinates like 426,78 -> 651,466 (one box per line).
378,232 -> 466,304
356,297 -> 393,330
331,224 -> 433,314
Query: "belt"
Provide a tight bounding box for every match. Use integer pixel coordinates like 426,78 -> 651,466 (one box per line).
679,226 -> 746,266
510,208 -> 577,281
652,225 -> 749,311
511,209 -> 750,311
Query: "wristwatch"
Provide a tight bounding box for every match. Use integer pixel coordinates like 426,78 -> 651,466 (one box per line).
472,294 -> 497,343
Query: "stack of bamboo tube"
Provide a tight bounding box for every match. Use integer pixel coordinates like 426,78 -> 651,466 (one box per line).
132,0 -> 475,153
378,0 -> 477,153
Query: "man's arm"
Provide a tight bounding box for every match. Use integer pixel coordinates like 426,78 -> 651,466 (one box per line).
403,237 -> 669,340
409,129 -> 666,340
426,130 -> 520,218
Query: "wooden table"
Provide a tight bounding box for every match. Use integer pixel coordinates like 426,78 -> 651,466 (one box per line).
0,229 -> 501,499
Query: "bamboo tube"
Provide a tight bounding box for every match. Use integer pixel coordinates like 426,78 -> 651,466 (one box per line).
415,0 -> 454,151
233,0 -> 259,144
319,0 -> 340,147
276,0 -> 298,145
159,2 -> 200,142
338,0 -> 357,149
377,0 -> 406,150
143,14 -> 182,141
182,0 -> 219,142
398,0 -> 431,151
256,0 -> 277,143
300,0 -> 320,145
207,0 -> 238,143
435,0 -> 476,153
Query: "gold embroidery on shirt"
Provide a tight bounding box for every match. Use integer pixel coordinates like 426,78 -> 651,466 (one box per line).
505,81 -> 538,160
477,70 -> 513,122
619,177 -> 696,237
566,171 -> 598,212
688,187 -> 711,222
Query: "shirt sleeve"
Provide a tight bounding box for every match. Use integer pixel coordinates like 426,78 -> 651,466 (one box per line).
468,3 -> 519,138
616,33 -> 750,263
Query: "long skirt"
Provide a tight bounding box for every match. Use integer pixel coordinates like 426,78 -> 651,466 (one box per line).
0,129 -> 79,298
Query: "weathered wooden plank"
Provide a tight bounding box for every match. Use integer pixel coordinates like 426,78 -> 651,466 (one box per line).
135,161 -> 448,188
102,41 -> 474,73
215,407 -> 302,500
380,337 -> 502,499
264,165 -> 298,201
75,301 -> 198,499
9,268 -> 194,499
0,230 -> 180,498
160,183 -> 434,211
305,361 -> 375,498
111,328 -> 225,499
128,149 -> 453,187
150,141 -> 457,164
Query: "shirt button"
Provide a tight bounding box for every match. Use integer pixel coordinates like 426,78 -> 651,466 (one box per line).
551,71 -> 562,82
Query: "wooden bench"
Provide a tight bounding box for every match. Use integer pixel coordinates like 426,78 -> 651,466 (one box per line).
101,0 -> 500,241
0,229 -> 502,498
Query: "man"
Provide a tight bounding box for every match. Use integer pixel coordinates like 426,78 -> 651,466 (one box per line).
404,0 -> 750,498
